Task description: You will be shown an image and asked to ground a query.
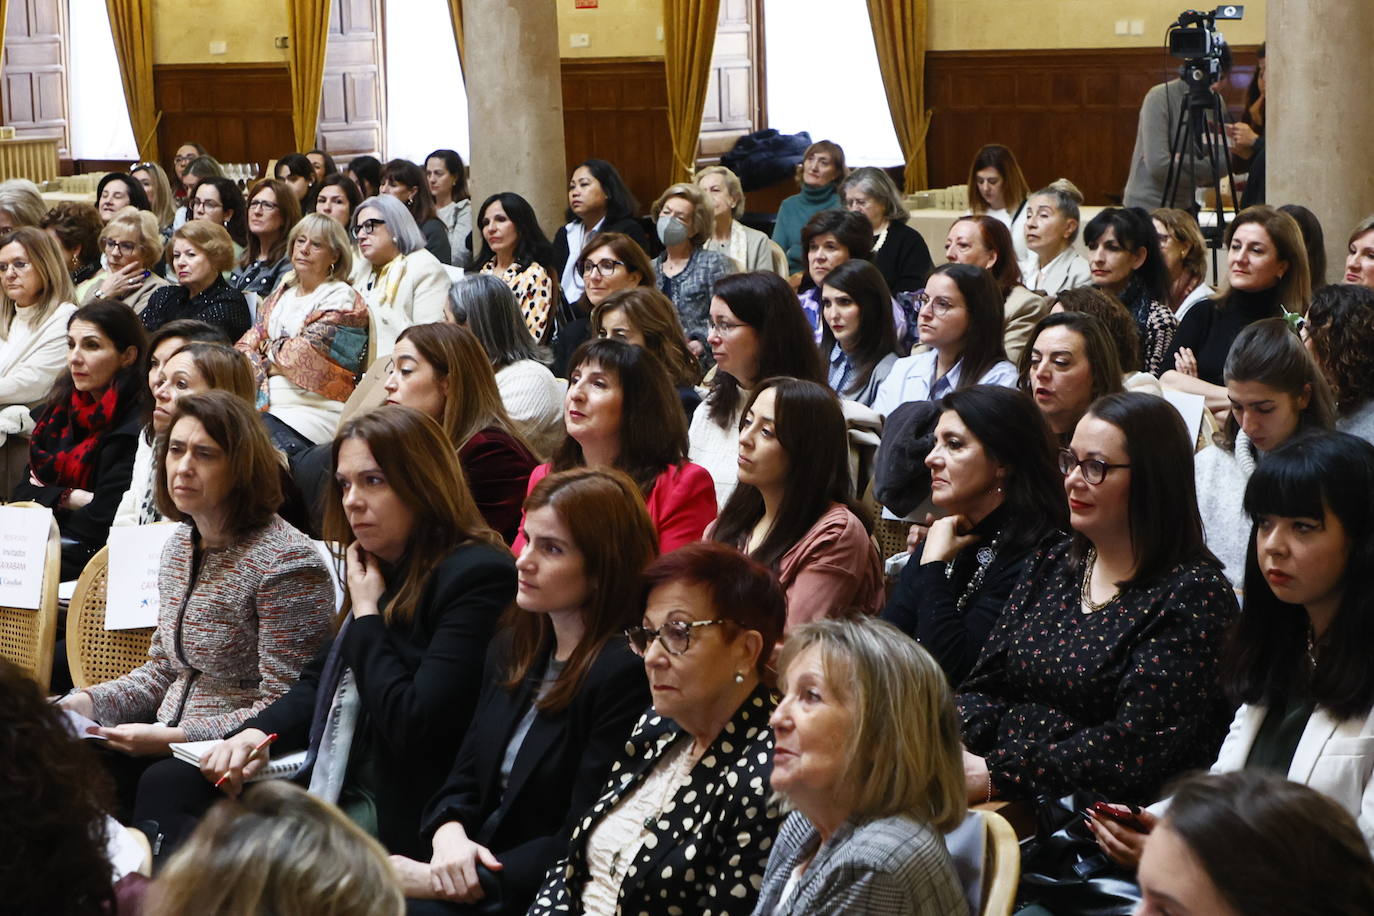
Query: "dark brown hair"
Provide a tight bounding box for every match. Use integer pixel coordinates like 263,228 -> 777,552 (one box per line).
1303,283 -> 1374,414
40,201 -> 103,270
382,159 -> 438,228
1219,317 -> 1335,449
816,259 -> 897,397
241,178 -> 303,269
1017,311 -> 1125,407
924,262 -> 1010,389
1050,286 -> 1142,373
966,143 -> 1029,214
952,214 -> 1023,295
590,286 -> 698,388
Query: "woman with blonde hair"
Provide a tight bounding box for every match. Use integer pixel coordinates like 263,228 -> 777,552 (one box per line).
651,181 -> 734,355
1152,207 -> 1214,319
236,212 -> 367,454
591,285 -> 701,415
0,177 -> 47,231
753,617 -> 967,914
696,164 -> 783,275
773,139 -> 846,274
131,160 -> 177,236
148,780 -> 404,916
82,207 -> 170,313
140,220 -> 251,340
232,178 -> 303,299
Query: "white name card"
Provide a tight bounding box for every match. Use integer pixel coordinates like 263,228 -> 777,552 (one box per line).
1162,388 -> 1207,452
105,523 -> 178,630
0,505 -> 54,610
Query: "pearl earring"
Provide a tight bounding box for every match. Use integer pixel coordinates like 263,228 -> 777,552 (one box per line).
734,671 -> 745,684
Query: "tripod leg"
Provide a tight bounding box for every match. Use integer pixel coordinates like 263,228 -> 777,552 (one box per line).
1163,101 -> 1193,209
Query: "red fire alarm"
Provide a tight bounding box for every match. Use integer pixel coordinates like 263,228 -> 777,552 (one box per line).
575,0 -> 598,7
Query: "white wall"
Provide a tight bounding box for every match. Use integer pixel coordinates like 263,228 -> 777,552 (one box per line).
384,0 -> 469,164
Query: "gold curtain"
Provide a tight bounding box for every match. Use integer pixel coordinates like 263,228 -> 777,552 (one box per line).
663,0 -> 720,183
446,0 -> 465,78
867,0 -> 932,192
286,0 -> 331,151
105,0 -> 160,161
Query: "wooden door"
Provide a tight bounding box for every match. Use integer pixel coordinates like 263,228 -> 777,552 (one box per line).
697,0 -> 764,167
2,0 -> 69,155
317,0 -> 385,158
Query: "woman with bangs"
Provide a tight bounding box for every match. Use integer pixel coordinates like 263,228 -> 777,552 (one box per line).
512,337 -> 716,555
590,285 -> 700,418
1083,207 -> 1177,375
82,207 -> 170,313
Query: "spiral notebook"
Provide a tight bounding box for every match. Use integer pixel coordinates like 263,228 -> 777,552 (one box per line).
169,740 -> 307,782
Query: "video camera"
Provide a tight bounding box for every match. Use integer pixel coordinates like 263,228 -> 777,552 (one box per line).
1168,5 -> 1243,90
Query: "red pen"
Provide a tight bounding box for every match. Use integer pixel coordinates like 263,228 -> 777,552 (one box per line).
215,732 -> 278,788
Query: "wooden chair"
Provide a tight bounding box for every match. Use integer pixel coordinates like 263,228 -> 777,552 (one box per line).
980,808 -> 1021,916
0,501 -> 61,691
65,547 -> 154,689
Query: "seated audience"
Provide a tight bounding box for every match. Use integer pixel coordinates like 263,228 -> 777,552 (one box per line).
449,274 -> 566,458
394,467 -> 655,915
591,285 -> 701,418
382,158 -> 451,264
96,172 -> 152,223
817,259 -> 901,408
82,207 -> 170,313
41,201 -> 104,297
313,171 -> 362,231
1050,285 -> 1162,394
944,214 -> 1048,362
651,181 -> 734,356
231,179 -> 303,298
236,212 -> 367,454
140,221 -> 252,341
147,780 -> 404,916
275,153 -> 314,205
1303,282 -> 1374,439
476,191 -> 559,342
754,618 -> 967,914
0,177 -> 48,230
796,209 -> 880,343
1019,179 -> 1091,295
710,378 -> 882,629
842,166 -> 934,294
132,159 -> 177,237
1194,319 -> 1335,587
13,300 -> 146,577
552,230 -> 656,377
171,142 -> 207,198
191,176 -> 248,250
531,542 -> 786,915
513,338 -> 716,555
1281,203 -> 1327,288
555,158 -> 650,305
352,194 -> 450,355
176,156 -> 223,228
966,142 -> 1031,262
1152,207 -> 1214,319
882,385 -> 1067,685
1084,207 -> 1177,374
193,407 -> 516,859
306,148 -> 337,183
1345,215 -> 1374,288
697,164 -> 784,275
383,322 -> 537,543
1019,310 -> 1125,445
57,391 -> 333,818
688,271 -> 825,508
348,154 -> 383,199
872,264 -> 1017,418
772,139 -> 845,274
426,149 -> 473,268
959,393 -> 1238,806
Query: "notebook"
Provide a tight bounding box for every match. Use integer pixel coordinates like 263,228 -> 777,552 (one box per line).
169,739 -> 307,782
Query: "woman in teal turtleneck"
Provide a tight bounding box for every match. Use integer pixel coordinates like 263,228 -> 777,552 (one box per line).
772,139 -> 846,275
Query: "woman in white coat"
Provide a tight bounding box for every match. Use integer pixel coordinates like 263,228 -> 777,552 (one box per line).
349,194 -> 449,357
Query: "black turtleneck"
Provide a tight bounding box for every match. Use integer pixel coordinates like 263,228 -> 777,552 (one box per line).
1167,285 -> 1284,385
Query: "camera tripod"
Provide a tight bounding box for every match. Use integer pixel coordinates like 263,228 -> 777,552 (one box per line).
1162,82 -> 1240,257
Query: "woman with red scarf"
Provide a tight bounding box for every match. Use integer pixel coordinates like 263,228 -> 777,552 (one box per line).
13,299 -> 147,578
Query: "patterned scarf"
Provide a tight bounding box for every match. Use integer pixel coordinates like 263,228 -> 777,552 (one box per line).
28,384 -> 127,489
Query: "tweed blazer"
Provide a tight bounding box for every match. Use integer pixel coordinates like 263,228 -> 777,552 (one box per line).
83,515 -> 334,741
530,684 -> 782,916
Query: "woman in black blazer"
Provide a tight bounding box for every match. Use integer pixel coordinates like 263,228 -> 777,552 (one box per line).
552,158 -> 652,304
394,467 -> 659,915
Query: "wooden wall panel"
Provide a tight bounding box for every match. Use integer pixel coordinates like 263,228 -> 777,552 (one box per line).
924,47 -> 1258,204
153,64 -> 294,178
561,57 -> 673,218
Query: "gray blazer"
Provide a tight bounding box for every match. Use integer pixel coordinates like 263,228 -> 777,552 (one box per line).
751,811 -> 966,916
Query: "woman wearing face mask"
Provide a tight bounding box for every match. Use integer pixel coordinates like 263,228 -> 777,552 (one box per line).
1083,207 -> 1176,375
231,179 -> 303,300
554,159 -> 650,305
1019,180 -> 1091,295
512,338 -> 716,556
872,264 -> 1017,419
1193,319 -> 1335,589
13,299 -> 146,578
425,149 -> 472,269
882,385 -> 1067,685
816,260 -> 901,408
710,378 -> 882,632
83,208 -> 170,314
1152,207 -> 1214,319
651,182 -> 734,359
550,231 -> 655,378
696,164 -> 784,275
966,144 -> 1031,263
140,221 -> 251,342
352,194 -> 450,356
944,215 -> 1048,363
591,286 -> 701,418
1302,283 -> 1374,441
840,166 -> 933,295
1018,311 -> 1125,445
381,159 -> 451,265
772,139 -> 846,275
475,192 -> 559,343
796,209 -> 879,344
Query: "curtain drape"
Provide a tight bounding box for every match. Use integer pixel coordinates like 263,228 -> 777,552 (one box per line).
867,0 -> 932,192
663,0 -> 720,183
446,0 -> 465,78
105,0 -> 159,161
286,0 -> 331,152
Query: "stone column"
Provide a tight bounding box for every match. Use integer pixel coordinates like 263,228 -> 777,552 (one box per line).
1266,0 -> 1374,285
464,0 -> 568,239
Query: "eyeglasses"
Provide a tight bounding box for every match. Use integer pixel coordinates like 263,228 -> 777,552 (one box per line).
247,199 -> 280,212
353,218 -> 386,239
625,619 -> 729,657
173,154 -> 197,165
578,257 -> 625,278
101,239 -> 138,255
1058,448 -> 1131,485
191,198 -> 223,212
707,319 -> 746,335
913,292 -> 964,318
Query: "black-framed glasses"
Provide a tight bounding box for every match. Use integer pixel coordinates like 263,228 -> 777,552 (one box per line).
1058,448 -> 1130,485
101,238 -> 138,255
578,257 -> 625,278
247,199 -> 280,213
913,292 -> 963,318
191,198 -> 223,212
353,218 -> 386,239
626,619 -> 728,656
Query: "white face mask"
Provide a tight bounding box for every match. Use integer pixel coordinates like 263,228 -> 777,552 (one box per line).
657,214 -> 690,248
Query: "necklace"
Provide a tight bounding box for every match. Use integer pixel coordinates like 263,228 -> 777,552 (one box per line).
1306,626 -> 1320,670
945,534 -> 1000,613
872,224 -> 889,253
1080,546 -> 1120,613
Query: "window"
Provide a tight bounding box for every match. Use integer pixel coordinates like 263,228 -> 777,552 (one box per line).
69,0 -> 136,160
383,0 -> 468,162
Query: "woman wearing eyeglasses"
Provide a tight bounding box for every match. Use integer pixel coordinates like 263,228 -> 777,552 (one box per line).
81,208 -> 169,314
352,194 -> 450,356
231,179 -> 303,299
530,542 -> 786,916
191,177 -> 248,253
391,467 -> 654,915
959,392 -> 1239,809
551,230 -> 655,376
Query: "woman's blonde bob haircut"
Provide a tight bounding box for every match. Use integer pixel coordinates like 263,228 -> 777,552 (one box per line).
776,617 -> 967,832
100,206 -> 164,268
651,182 -> 715,247
169,219 -> 236,274
1151,207 -> 1208,282
0,226 -> 77,337
284,212 -> 354,287
694,164 -> 746,220
145,780 -> 404,916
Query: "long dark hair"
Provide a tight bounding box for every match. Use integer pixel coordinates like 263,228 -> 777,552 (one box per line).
1223,432 -> 1374,720
925,262 -> 1009,389
197,176 -> 247,246
1218,318 -> 1336,450
474,191 -> 556,275
347,155 -> 382,199
48,299 -> 148,418
938,385 -> 1067,552
553,338 -> 688,498
1303,283 -> 1374,414
1084,207 -> 1170,318
706,271 -> 825,428
712,378 -> 859,568
563,158 -> 638,225
425,149 -> 469,203
382,158 -> 438,227
816,260 -> 897,397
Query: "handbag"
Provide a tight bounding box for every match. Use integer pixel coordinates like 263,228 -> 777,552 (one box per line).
1015,792 -> 1144,916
